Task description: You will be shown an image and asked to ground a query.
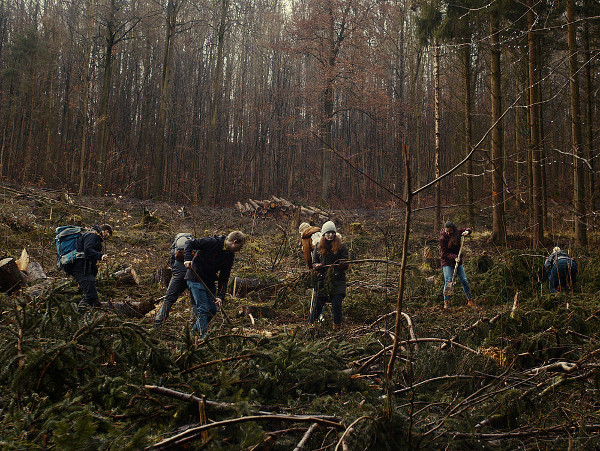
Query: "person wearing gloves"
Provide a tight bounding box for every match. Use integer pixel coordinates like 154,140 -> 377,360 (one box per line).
311,221 -> 349,329
72,224 -> 113,308
184,231 -> 246,338
440,221 -> 474,309
544,246 -> 577,293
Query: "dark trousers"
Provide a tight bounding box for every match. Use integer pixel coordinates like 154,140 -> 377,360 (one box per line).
155,270 -> 188,325
73,271 -> 99,306
549,259 -> 578,293
310,293 -> 344,325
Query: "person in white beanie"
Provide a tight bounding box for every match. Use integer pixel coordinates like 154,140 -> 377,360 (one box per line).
311,221 -> 348,329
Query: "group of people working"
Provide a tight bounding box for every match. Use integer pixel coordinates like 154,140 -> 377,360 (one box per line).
71,218 -> 578,336
440,221 -> 578,308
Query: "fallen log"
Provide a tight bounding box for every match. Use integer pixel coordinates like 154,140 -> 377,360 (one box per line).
101,298 -> 157,318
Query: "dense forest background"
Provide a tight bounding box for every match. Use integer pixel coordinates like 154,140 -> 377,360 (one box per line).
0,0 -> 598,244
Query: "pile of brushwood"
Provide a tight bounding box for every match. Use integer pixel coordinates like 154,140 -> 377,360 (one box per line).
1,186 -> 600,449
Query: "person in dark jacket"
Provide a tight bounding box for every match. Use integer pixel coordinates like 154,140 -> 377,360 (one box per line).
544,246 -> 577,293
184,231 -> 246,338
311,221 -> 349,329
72,224 -> 113,308
154,233 -> 194,327
440,221 -> 474,309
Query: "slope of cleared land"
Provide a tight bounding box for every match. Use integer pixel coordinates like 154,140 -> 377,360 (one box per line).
1,185 -> 600,450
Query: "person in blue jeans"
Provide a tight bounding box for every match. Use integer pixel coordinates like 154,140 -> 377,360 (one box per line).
183,231 -> 246,338
440,221 -> 475,309
544,247 -> 577,293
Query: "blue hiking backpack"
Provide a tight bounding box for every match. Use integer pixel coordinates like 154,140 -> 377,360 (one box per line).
55,226 -> 85,274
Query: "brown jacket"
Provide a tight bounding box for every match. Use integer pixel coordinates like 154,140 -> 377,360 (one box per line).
301,226 -> 321,269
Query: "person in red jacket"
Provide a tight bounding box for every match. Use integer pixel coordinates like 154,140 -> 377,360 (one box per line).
440,221 -> 475,309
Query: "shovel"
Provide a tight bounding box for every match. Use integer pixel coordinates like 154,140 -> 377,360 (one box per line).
444,235 -> 465,297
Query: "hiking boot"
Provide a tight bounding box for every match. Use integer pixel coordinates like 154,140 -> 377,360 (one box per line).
467,298 -> 477,309
444,299 -> 450,309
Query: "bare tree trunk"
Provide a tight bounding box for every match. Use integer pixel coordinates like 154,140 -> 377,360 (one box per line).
528,0 -> 544,245
320,1 -> 335,207
96,17 -> 115,195
567,0 -> 587,247
463,33 -> 474,224
386,144 -> 411,422
583,15 -> 595,213
79,0 -> 95,195
203,0 -> 229,206
489,13 -> 506,242
434,39 -> 441,234
153,0 -> 179,198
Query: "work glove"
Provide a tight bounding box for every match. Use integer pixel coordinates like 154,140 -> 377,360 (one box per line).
462,230 -> 470,236
184,260 -> 193,268
101,254 -> 108,261
214,297 -> 222,307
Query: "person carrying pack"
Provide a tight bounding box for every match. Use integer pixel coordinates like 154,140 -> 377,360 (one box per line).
70,224 -> 113,308
55,225 -> 85,275
154,233 -> 194,327
544,246 -> 577,293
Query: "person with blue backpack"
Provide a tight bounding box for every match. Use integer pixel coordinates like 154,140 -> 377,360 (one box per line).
154,233 -> 194,327
72,224 -> 113,308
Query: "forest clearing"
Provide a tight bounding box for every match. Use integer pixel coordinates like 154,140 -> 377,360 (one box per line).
1,184 -> 600,450
1,0 -> 599,447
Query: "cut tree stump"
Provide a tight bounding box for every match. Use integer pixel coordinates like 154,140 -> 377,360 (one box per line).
156,267 -> 172,288
0,258 -> 26,293
111,266 -> 140,285
15,248 -> 29,271
232,277 -> 277,297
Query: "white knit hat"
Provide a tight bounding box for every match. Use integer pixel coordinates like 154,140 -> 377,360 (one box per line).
553,246 -> 561,253
321,221 -> 337,234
